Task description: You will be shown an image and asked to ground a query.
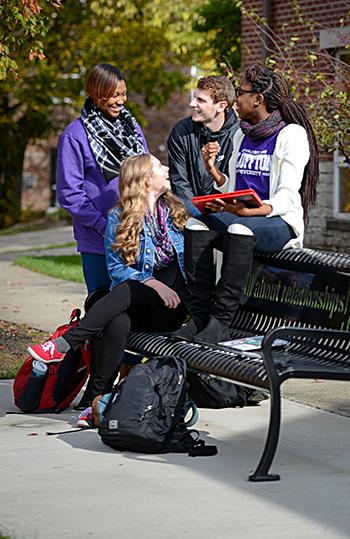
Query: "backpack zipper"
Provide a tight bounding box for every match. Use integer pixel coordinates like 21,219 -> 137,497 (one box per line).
139,404 -> 153,421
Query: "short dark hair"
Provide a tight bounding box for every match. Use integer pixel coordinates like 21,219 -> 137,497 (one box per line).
197,75 -> 235,111
86,64 -> 125,102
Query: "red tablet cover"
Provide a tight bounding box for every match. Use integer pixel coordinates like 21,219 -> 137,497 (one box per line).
192,189 -> 263,214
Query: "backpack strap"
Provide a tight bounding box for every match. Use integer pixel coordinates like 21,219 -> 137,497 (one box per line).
188,438 -> 218,457
171,427 -> 218,457
68,308 -> 81,326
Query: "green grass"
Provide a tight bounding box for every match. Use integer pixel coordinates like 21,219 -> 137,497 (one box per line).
0,360 -> 24,380
13,254 -> 84,283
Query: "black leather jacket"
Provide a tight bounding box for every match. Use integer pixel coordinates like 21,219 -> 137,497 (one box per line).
167,109 -> 239,204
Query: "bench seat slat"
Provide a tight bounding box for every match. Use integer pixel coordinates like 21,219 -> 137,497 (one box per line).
126,332 -> 269,389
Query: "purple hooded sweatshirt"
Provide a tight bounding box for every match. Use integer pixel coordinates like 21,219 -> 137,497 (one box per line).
56,116 -> 148,255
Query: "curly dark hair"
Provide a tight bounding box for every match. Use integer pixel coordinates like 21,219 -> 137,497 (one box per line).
243,65 -> 319,225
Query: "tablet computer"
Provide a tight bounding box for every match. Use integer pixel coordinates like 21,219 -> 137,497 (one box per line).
192,189 -> 263,214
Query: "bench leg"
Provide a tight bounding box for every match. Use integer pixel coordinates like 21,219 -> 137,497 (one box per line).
249,380 -> 281,482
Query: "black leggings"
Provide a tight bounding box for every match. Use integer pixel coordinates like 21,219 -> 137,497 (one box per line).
63,280 -> 187,398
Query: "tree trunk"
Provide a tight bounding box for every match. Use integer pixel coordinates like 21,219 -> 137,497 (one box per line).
0,141 -> 27,228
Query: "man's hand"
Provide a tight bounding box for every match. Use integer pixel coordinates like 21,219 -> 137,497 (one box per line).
201,142 -> 220,171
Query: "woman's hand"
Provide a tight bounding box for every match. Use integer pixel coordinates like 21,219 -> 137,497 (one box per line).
201,142 -> 220,171
205,199 -> 273,217
145,279 -> 181,308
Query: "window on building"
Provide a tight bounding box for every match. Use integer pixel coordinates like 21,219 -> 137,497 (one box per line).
22,173 -> 37,190
333,49 -> 350,219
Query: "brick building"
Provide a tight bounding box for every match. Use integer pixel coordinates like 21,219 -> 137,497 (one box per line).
241,0 -> 350,253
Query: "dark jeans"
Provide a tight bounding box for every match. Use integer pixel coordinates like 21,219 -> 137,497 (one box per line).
81,252 -> 112,294
63,280 -> 187,398
198,213 -> 295,255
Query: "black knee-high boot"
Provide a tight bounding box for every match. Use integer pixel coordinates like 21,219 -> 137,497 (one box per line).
194,232 -> 257,344
172,227 -> 218,340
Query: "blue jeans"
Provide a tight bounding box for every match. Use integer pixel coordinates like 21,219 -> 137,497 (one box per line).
81,253 -> 112,294
198,213 -> 295,255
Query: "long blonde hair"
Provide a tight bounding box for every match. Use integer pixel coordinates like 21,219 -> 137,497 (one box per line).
111,154 -> 189,265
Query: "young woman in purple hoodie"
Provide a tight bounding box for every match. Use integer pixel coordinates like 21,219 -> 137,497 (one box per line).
57,63 -> 148,294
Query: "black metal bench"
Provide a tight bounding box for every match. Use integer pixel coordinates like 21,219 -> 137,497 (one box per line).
122,248 -> 350,481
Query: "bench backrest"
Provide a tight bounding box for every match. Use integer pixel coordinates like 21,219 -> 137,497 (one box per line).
230,248 -> 350,337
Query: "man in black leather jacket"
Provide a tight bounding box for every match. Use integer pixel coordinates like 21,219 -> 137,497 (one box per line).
167,75 -> 239,204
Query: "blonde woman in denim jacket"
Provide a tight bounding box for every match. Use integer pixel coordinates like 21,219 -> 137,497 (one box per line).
28,154 -> 199,405
105,205 -> 187,291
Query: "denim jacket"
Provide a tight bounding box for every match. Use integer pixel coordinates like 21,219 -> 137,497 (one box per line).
105,202 -> 199,290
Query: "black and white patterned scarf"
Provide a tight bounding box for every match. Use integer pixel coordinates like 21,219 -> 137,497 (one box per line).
81,97 -> 146,182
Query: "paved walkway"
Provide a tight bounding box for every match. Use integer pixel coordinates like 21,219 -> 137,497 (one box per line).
1,227 -> 350,539
0,226 -> 86,332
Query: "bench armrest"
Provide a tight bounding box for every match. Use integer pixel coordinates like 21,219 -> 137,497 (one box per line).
261,326 -> 350,382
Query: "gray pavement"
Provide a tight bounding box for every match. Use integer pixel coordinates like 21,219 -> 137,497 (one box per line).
0,225 -> 76,254
0,226 -> 86,332
1,227 -> 350,539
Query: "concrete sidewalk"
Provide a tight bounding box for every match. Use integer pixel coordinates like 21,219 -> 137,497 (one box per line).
1,227 -> 350,539
0,226 -> 86,332
2,379 -> 350,539
0,225 -> 75,255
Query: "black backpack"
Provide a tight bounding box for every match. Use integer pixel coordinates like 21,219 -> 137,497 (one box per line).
186,371 -> 248,409
98,355 -> 217,456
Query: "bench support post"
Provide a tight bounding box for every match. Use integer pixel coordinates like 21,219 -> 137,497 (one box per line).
249,378 -> 281,482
